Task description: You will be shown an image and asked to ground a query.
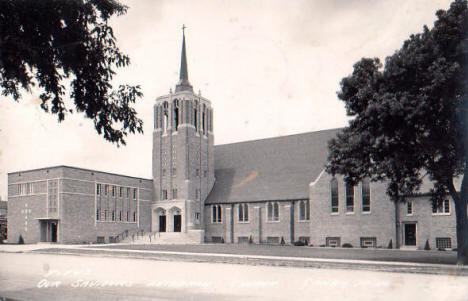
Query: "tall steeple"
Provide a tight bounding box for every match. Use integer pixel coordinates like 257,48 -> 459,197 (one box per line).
175,24 -> 193,92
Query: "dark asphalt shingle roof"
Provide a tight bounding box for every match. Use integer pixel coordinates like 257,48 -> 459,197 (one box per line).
206,128 -> 342,204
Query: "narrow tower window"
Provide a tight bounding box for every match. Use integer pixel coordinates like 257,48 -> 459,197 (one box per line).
162,101 -> 169,134
173,99 -> 179,131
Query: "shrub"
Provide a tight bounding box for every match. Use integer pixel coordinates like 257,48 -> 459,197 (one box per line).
424,239 -> 431,250
342,243 -> 353,248
18,235 -> 24,244
319,244 -> 325,247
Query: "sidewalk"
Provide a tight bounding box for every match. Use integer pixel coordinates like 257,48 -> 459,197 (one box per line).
3,243 -> 466,276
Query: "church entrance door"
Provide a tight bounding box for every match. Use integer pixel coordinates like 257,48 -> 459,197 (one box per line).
159,215 -> 166,232
173,215 -> 181,232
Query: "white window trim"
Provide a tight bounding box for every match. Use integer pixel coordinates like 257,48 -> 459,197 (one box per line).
406,200 -> 414,216
297,200 -> 310,222
361,180 -> 372,214
345,183 -> 355,214
211,205 -> 222,224
266,202 -> 280,223
237,203 -> 250,223
432,199 -> 451,216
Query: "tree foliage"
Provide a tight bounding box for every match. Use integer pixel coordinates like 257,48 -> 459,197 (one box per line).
0,0 -> 143,145
326,0 -> 468,263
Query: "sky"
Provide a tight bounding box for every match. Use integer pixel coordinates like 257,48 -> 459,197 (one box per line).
0,0 -> 454,199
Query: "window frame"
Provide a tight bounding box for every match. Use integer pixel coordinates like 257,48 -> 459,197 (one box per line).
361,180 -> 371,214
330,178 -> 339,214
212,205 -> 222,223
298,199 -> 310,221
406,200 -> 414,216
238,203 -> 249,223
266,201 -> 280,222
432,199 -> 450,215
345,182 -> 354,214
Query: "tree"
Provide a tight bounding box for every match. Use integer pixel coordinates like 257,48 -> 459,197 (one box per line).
326,0 -> 468,264
0,0 -> 143,145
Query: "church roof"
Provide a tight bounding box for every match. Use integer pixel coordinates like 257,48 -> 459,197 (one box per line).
205,128 -> 342,204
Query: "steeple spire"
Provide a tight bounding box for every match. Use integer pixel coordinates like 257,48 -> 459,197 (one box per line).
175,24 -> 193,92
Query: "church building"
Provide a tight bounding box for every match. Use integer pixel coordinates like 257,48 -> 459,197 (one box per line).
7,30 -> 457,250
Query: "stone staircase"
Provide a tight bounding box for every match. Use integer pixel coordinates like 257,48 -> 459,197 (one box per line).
120,230 -> 204,245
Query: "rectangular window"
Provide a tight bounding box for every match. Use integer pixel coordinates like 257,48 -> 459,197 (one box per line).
196,189 -> 200,200
360,237 -> 377,248
326,237 -> 341,247
133,211 -> 136,222
362,180 -> 371,213
195,212 -> 201,223
133,188 -> 137,200
172,188 -> 177,199
432,199 -> 450,214
104,185 -> 109,196
119,211 -> 122,221
161,189 -> 168,200
96,184 -> 101,195
298,200 -> 310,221
345,183 -> 354,213
212,205 -> 222,223
126,187 -> 130,198
111,186 -> 115,197
119,187 -> 123,197
112,210 -> 115,221
104,210 -> 108,221
96,209 -> 100,220
195,169 -> 200,177
204,170 -> 207,178
406,200 -> 413,215
436,237 -> 452,249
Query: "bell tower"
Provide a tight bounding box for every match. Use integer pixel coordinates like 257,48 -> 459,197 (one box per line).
152,26 -> 214,242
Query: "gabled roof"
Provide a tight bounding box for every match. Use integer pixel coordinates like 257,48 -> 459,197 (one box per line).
205,128 -> 342,204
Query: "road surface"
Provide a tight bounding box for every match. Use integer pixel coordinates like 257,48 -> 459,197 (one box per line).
0,252 -> 467,301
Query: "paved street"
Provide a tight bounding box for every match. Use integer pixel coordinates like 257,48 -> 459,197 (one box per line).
1,252 -> 467,301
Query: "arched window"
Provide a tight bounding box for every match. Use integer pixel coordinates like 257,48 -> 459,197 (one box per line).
267,202 -> 279,221
361,179 -> 371,212
299,200 -> 310,221
238,203 -> 249,222
162,102 -> 169,134
173,99 -> 179,131
330,178 -> 339,213
202,104 -> 206,134
345,182 -> 354,213
212,205 -> 222,223
194,100 -> 199,131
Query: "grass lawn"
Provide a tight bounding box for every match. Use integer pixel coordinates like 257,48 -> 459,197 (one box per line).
89,243 -> 457,265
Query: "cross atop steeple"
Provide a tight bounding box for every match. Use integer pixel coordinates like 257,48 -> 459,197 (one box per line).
175,24 -> 193,93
